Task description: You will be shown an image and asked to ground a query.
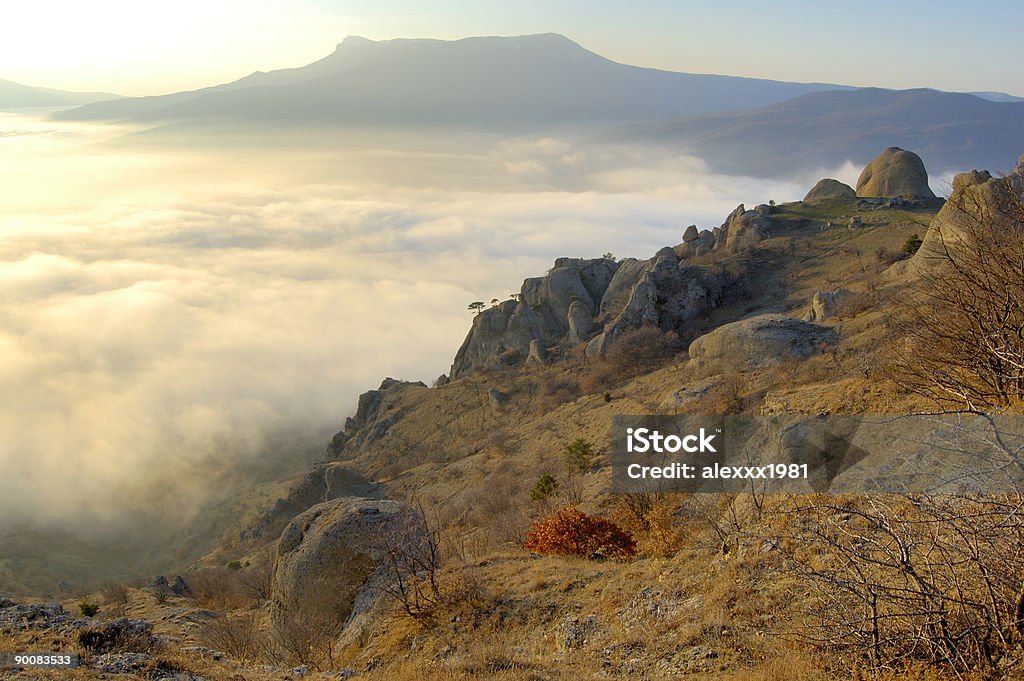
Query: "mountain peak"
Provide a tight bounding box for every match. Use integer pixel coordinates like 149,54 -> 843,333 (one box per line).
339,35 -> 375,47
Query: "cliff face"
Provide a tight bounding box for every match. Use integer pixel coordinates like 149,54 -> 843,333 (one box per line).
450,253 -> 729,378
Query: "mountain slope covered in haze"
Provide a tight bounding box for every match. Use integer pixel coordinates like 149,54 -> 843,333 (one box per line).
54,33 -> 845,126
625,87 -> 1024,177
0,78 -> 121,109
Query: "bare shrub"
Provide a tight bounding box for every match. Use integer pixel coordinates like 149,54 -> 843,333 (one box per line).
579,364 -> 617,394
186,567 -> 248,610
236,547 -> 275,602
533,374 -> 581,413
606,325 -> 684,377
465,471 -> 527,547
379,503 -> 444,621
775,494 -> 1024,673
100,582 -> 129,606
268,610 -> 344,671
199,611 -> 265,662
613,493 -> 685,557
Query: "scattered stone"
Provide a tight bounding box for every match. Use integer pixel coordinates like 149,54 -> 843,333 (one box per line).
90,652 -> 152,675
182,646 -> 224,661
0,602 -> 69,630
659,377 -> 723,411
558,614 -> 599,651
848,215 -> 863,229
856,147 -> 936,198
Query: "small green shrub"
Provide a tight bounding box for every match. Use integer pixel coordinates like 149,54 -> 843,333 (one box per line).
603,391 -> 612,403
524,507 -> 637,559
226,560 -> 242,571
530,473 -> 560,502
563,437 -> 595,473
902,233 -> 923,255
79,602 -> 100,617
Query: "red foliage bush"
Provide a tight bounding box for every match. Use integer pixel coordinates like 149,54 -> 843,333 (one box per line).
524,507 -> 637,559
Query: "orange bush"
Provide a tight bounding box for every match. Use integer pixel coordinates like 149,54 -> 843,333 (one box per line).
524,507 -> 637,559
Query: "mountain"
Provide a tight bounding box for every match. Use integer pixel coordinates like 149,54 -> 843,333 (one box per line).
54,33 -> 845,126
623,87 -> 1024,177
969,90 -> 1024,103
0,78 -> 120,109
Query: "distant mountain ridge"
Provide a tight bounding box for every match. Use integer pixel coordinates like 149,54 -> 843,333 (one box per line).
0,79 -> 121,109
46,33 -> 1024,178
54,33 -> 847,126
622,87 -> 1024,177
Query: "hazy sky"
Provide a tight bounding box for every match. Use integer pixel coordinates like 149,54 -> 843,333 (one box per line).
3,0 -> 1022,97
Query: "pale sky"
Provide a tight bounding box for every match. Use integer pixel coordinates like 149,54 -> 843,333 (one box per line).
3,0 -> 1023,97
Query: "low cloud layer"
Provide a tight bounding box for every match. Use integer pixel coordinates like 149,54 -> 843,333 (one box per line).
0,114 -> 838,545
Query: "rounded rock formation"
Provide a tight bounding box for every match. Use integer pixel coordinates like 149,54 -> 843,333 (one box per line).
270,497 -> 421,633
856,147 -> 936,199
803,178 -> 856,202
687,314 -> 836,377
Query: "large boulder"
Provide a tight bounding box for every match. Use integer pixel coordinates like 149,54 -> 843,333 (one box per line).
804,178 -> 856,202
805,289 -> 853,322
856,147 -> 936,198
270,497 -> 422,633
908,155 -> 1024,274
687,314 -> 836,377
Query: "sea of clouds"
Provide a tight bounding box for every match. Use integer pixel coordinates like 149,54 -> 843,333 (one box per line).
0,112 -> 856,537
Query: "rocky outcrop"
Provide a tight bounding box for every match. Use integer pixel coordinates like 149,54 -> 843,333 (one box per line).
329,378 -> 427,455
716,204 -> 771,251
270,497 -> 421,633
682,225 -> 700,242
856,147 -> 936,198
449,257 -> 617,378
805,289 -> 853,322
909,155 -> 1024,273
586,257 -> 725,359
687,314 -> 836,377
449,249 -> 732,374
674,230 -> 715,259
804,178 -> 856,202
